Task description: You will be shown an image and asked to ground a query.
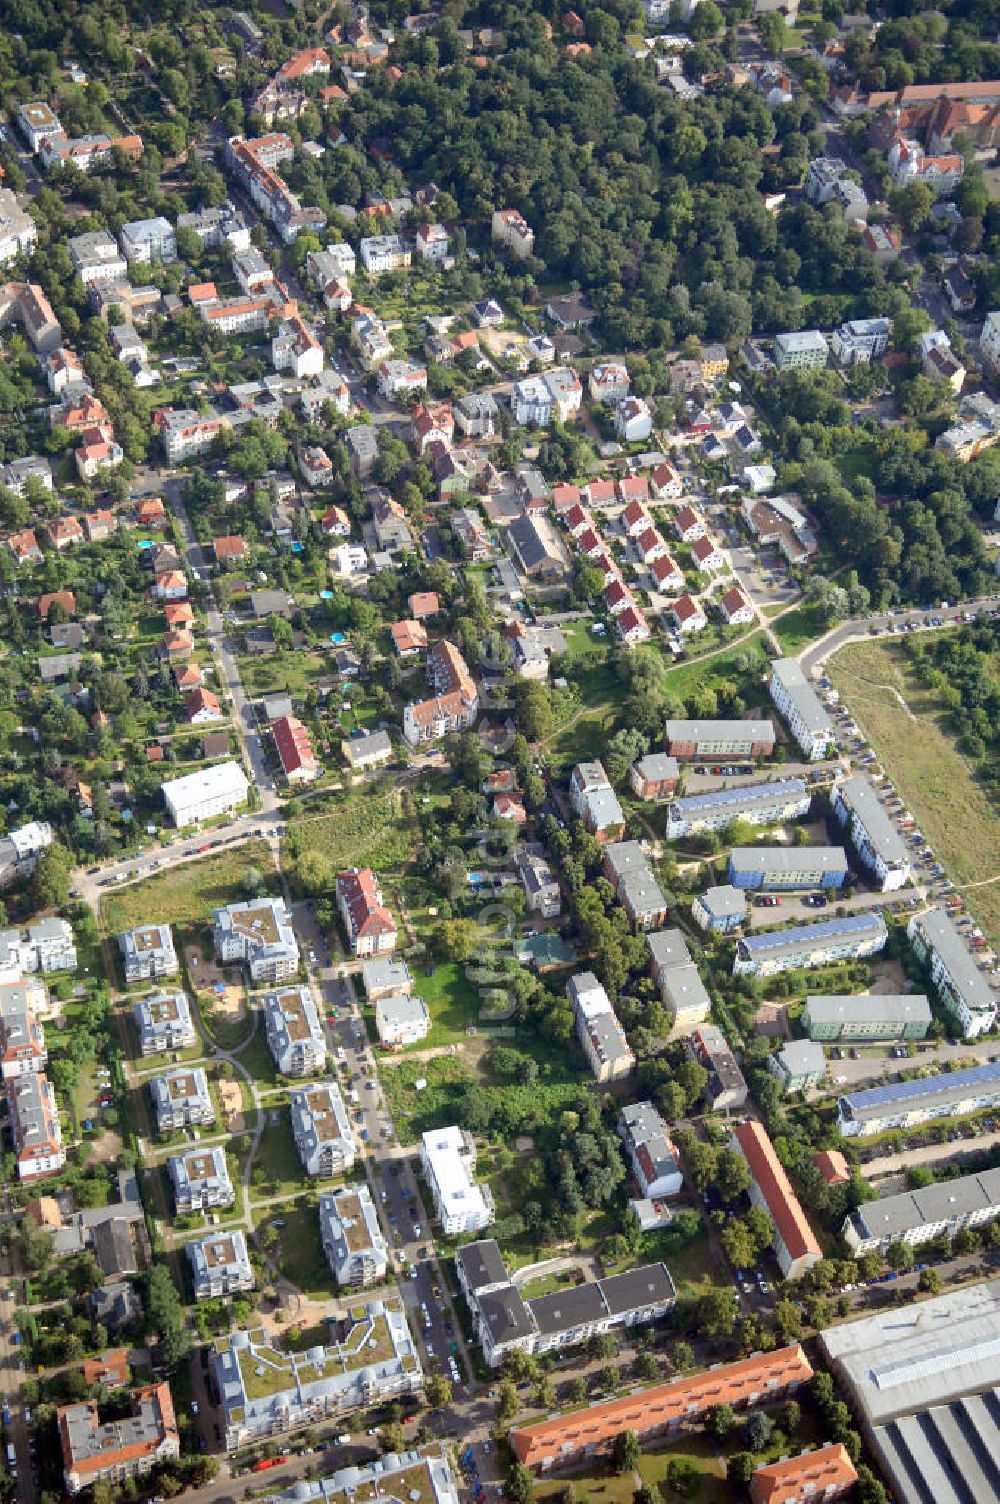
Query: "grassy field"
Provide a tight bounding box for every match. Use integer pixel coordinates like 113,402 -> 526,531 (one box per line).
287,785 -> 418,876
659,632 -> 771,702
101,841 -> 278,933
267,1197 -> 334,1299
829,638 -> 1000,946
412,960 -> 481,1045
638,1434 -> 733,1504
771,604 -> 829,656
250,1106 -> 311,1200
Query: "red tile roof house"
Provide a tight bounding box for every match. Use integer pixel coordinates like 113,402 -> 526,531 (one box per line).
494,792 -> 527,823
163,601 -> 194,628
731,1120 -> 822,1280
622,498 -> 651,536
635,526 -> 667,564
336,867 -> 397,956
185,687 -> 223,723
137,497 -> 166,526
82,1349 -> 129,1389
617,474 -> 649,506
604,577 -> 635,616
272,713 -> 319,782
391,619 -> 429,658
671,593 -> 707,634
174,663 -> 205,691
153,571 -> 188,600
674,505 -> 706,542
617,603 -> 651,646
38,590 -> 76,619
161,630 -> 194,661
510,1346 -> 814,1469
321,504 -> 351,536
564,502 -> 593,537
750,1444 -> 857,1504
720,586 -> 754,625
691,533 -> 725,573
213,535 -> 248,566
7,529 -> 42,564
551,483 -> 581,514
585,478 -> 617,508
650,552 -> 685,593
409,591 -> 440,619
58,1381 -> 178,1495
46,516 -> 84,550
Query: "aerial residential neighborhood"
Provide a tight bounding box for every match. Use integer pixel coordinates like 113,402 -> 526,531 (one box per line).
0,2 -> 997,1504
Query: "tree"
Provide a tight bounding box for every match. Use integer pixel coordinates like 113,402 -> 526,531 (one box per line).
665,1458 -> 698,1498
772,1298 -> 803,1346
30,843 -> 74,910
856,1465 -> 889,1504
918,1266 -> 941,1294
613,1430 -> 641,1473
425,1374 -> 452,1408
508,1464 -> 534,1504
727,1453 -> 755,1487
698,1287 -> 738,1338
497,1381 -> 519,1422
705,1402 -> 735,1441
889,180 -> 934,233
716,1147 -> 752,1201
721,1220 -> 759,1271
673,1342 -> 694,1371
743,1410 -> 774,1452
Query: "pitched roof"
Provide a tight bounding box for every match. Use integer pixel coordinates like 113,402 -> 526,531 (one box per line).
733,1121 -> 821,1263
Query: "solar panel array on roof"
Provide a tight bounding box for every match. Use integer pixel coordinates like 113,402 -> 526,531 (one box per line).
741,911 -> 884,953
841,1060 -> 1000,1114
670,777 -> 806,814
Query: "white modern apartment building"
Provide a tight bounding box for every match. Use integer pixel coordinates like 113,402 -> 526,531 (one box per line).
359,234 -> 411,274
420,1125 -> 495,1235
829,318 -> 890,366
168,1146 -> 234,1213
773,330 -> 829,369
17,100 -> 64,153
618,1102 -> 683,1199
269,1449 -> 459,1504
842,1168 -> 1000,1256
119,924 -> 178,984
17,918 -> 77,973
7,1070 -> 64,1181
263,986 -> 326,1075
733,911 -> 888,978
120,216 -> 176,263
832,774 -> 911,891
0,188 -> 38,266
162,761 -> 250,825
68,230 -> 128,285
647,929 -> 712,1032
0,984 -> 47,1080
186,1229 -> 254,1300
134,991 -> 196,1056
176,204 -> 252,252
908,907 -> 997,1038
319,1185 -> 388,1287
210,1303 -> 422,1450
150,1068 -> 215,1133
664,777 -> 810,840
374,993 -> 430,1049
512,367 -> 582,426
291,1082 -> 356,1177
838,1060 -> 1000,1138
214,898 -> 300,983
769,658 -> 833,760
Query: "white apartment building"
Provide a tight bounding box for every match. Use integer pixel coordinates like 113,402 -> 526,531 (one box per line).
829,318 -> 890,366
150,1067 -> 215,1133
68,231 -> 128,285
263,986 -> 327,1076
21,917 -> 76,973
17,100 -> 64,153
832,774 -> 911,891
8,1071 -> 65,1181
773,330 -> 828,369
420,1125 -> 495,1235
291,1082 -> 356,1177
619,1102 -> 683,1198
491,208 -> 535,257
567,972 -> 636,1082
307,243 -> 357,283
908,907 -> 997,1038
161,760 -> 250,825
512,367 -> 582,426
120,216 -> 176,263
319,1185 -> 388,1287
176,204 -> 252,252
157,408 -> 225,464
134,991 -> 196,1056
0,188 -> 38,266
769,658 -> 833,760
374,992 -> 431,1048
214,898 -> 300,984
359,234 -> 411,274
168,1146 -> 234,1213
119,924 -> 178,984
186,1229 -> 254,1300
0,984 -> 47,1080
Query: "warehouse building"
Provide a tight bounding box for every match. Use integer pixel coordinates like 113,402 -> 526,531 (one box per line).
509,1346 -> 813,1469
907,907 -> 997,1039
832,774 -> 911,891
837,1060 -> 1000,1137
842,1167 -> 1000,1255
820,1281 -> 1000,1504
734,911 -> 887,977
802,993 -> 931,1042
665,777 -> 810,840
727,846 -> 848,891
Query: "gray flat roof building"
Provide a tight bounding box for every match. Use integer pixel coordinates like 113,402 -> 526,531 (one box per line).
666,777 -> 809,838
728,846 -> 848,880
803,993 -> 931,1041
838,1059 -> 1000,1136
843,1166 -> 1000,1254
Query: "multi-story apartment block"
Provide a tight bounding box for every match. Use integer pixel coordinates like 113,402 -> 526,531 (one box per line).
511,367 -> 583,426
619,1102 -> 683,1198
727,846 -> 848,891
17,100 -> 64,153
336,869 -> 397,957
842,1168 -> 1000,1256
688,1025 -> 749,1111
362,957 -> 413,1002
58,1383 -> 178,1496
514,843 -> 561,918
456,1239 -> 676,1370
664,719 -> 776,759
225,135 -> 326,244
567,973 -> 635,1082
402,639 -> 478,747
186,1229 -> 254,1300
420,1125 -> 495,1234
569,760 -> 625,842
214,897 -> 300,983
602,840 -> 668,931
981,309 -> 1000,370
829,318 -> 891,366
802,993 -> 931,1042
0,188 -> 38,266
133,990 -> 196,1056
768,1039 -> 826,1093
647,929 -> 712,1032
750,1446 -> 856,1504
162,761 -> 250,825
769,659 -> 833,760
0,984 -> 47,1080
773,331 -> 828,369
731,1121 -> 822,1280
210,1303 -> 422,1449
120,216 -> 176,263
907,907 -> 997,1038
68,230 -> 128,285
19,917 -> 76,973
360,234 -> 412,274
837,1060 -> 1000,1137
291,1082 -> 356,1177
176,204 -> 252,252
665,777 -> 810,840
271,1449 -> 459,1504
734,912 -> 887,977
150,1068 -> 215,1133
119,924 -> 178,984
691,884 -> 747,935
630,754 -> 680,801
832,774 -> 912,891
263,987 -> 326,1076
168,1146 -> 234,1213
8,1071 -> 64,1181
509,1346 -> 813,1468
319,1185 -> 388,1287
374,993 -> 431,1049
491,208 -> 535,258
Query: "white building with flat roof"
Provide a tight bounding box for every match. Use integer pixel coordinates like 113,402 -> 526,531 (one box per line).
263,986 -> 326,1075
214,898 -> 299,983
150,1067 -> 214,1133
162,760 -> 250,825
134,991 -> 196,1056
420,1126 -> 495,1235
319,1185 -> 388,1287
908,907 -> 997,1038
769,658 -> 833,760
120,216 -> 176,263
119,924 -> 178,984
374,993 -> 430,1049
268,1448 -> 458,1504
187,1229 -> 254,1300
168,1146 -> 234,1212
291,1082 -> 356,1177
832,774 -> 911,891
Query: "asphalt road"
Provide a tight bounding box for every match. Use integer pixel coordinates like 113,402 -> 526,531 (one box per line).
798,596 -> 1000,675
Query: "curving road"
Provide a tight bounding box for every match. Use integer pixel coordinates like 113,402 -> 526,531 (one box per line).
798,595 -> 1000,676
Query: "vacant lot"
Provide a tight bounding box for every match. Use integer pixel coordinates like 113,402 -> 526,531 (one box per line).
101,841 -> 279,933
829,638 -> 1000,947
287,785 -> 417,875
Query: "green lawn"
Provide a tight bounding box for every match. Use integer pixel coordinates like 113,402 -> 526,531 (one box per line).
238,650 -> 331,698
413,960 -> 481,1045
287,785 -> 418,876
269,1198 -> 335,1299
639,1434 -> 733,1504
101,841 -> 279,934
829,637 -> 1000,948
771,604 -> 830,656
659,632 -> 770,701
249,1106 -> 311,1200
